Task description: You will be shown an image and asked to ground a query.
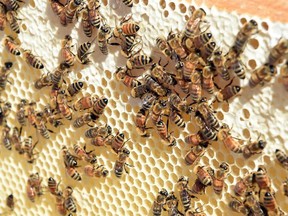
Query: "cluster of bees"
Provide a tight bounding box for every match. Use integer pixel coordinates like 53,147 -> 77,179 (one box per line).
229,166 -> 286,215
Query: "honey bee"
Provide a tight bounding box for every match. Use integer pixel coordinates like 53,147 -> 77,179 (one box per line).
211,162 -> 230,195
26,183 -> 36,202
199,41 -> 216,61
107,132 -> 129,153
73,113 -> 93,128
126,54 -> 153,70
73,143 -> 93,160
193,165 -> 212,186
10,127 -> 23,154
57,90 -> 72,120
61,35 -> 76,67
254,166 -> 271,190
163,192 -> 183,216
0,100 -> 11,125
6,11 -> 20,34
64,0 -> 83,24
184,145 -> 206,166
193,32 -> 213,50
97,23 -> 111,55
242,137 -> 267,158
34,72 -> 53,90
244,191 -> 266,216
72,94 -> 98,111
90,97 -> 108,121
283,179 -> 288,197
122,0 -> 133,7
84,164 -> 109,177
5,194 -> 14,211
230,19 -> 258,56
114,147 -> 133,178
169,92 -> 192,114
28,172 -> 44,196
50,0 -> 65,16
144,74 -> 168,97
267,38 -> 288,65
66,81 -> 84,97
2,123 -> 11,150
275,149 -> 288,169
55,191 -> 67,215
151,98 -> 167,125
0,61 -> 13,91
169,109 -> 185,129
185,207 -> 207,216
225,56 -> 245,79
211,50 -> 229,80
151,62 -> 177,86
115,67 -> 142,88
156,37 -> 172,58
36,113 -> 52,139
87,0 -> 102,29
23,50 -> 44,69
213,80 -> 241,103
84,152 -> 98,164
64,196 -> 77,213
156,119 -> 176,147
229,196 -> 249,215
62,146 -> 78,168
190,69 -> 202,102
23,136 -> 39,163
90,135 -> 109,147
85,124 -> 111,138
3,35 -> 21,56
119,35 -> 143,58
178,79 -> 190,94
177,176 -> 196,212
167,31 -> 187,60
66,166 -> 81,181
233,173 -> 253,197
48,177 -> 60,195
80,6 -> 93,37
184,132 -> 209,147
262,191 -> 280,214
191,178 -> 207,195
0,3 -> 6,31
135,108 -> 150,137
77,37 -> 96,64
152,188 -> 168,216
217,124 -> 243,154
27,102 -> 37,128
249,64 -> 277,88
43,104 -> 63,128
280,60 -> 288,91
117,19 -> 140,37
16,99 -> 27,127
202,66 -> 214,94
131,84 -> 149,98
182,7 -> 206,38
2,0 -> 24,11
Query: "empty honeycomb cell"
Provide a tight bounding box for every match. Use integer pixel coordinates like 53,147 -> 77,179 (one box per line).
179,3 -> 187,13
164,10 -> 169,17
249,38 -> 260,49
240,17 -> 247,25
242,128 -> 250,139
261,21 -> 269,30
248,59 -> 257,69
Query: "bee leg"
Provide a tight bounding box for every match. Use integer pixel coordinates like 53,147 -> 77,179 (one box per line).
48,129 -> 55,133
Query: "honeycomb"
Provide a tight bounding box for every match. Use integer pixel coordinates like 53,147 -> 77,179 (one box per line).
0,0 -> 288,215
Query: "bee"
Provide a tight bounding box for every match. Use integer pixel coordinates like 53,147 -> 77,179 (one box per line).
26,183 -> 36,202
62,146 -> 78,168
152,188 -> 168,216
244,191 -> 266,216
170,109 -> 185,129
6,11 -> 20,34
0,61 -> 13,91
23,136 -> 39,163
90,135 -> 109,147
183,7 -> 206,38
16,99 -> 27,127
268,38 -> 288,65
64,196 -> 77,213
23,50 -> 44,69
185,207 -> 207,216
225,56 -> 246,79
144,75 -> 168,97
66,81 -> 85,97
50,0 -> 65,16
90,97 -> 108,121
72,113 -> 92,128
242,137 -> 267,158
43,104 -> 63,128
156,37 -> 172,58
87,0 -> 102,29
254,166 -> 271,190
85,124 -> 111,138
73,143 -> 93,160
66,166 -> 81,181
199,41 -> 216,61
151,99 -> 168,125
28,172 -> 44,196
0,101 -> 11,125
177,176 -> 196,212
202,66 -> 214,94
156,119 -> 176,147
36,114 -> 52,139
280,60 -> 288,91
27,102 -> 37,128
229,197 -> 249,215
211,50 -> 229,80
50,63 -> 70,87
262,191 -> 279,214
2,0 -> 24,11
97,23 -> 111,55
55,191 -> 67,215
57,91 -> 73,120
122,0 -> 133,7
163,192 -> 183,216
84,152 -> 98,164
190,69 -> 202,102
108,132 -> 128,153
184,145 -> 206,166
234,173 -> 253,197
34,73 -> 53,89
230,19 -> 258,56
61,35 -> 76,67
140,93 -> 156,112
197,98 -> 220,131
116,20 -> 140,37
73,94 -> 98,111
65,0 -> 83,24
135,108 -> 150,137
5,194 -> 14,211
126,54 -> 153,70
217,124 -> 243,154
131,84 -> 149,98
3,35 -> 21,56
11,127 -> 23,154
193,32 -> 213,50
0,3 -> 6,31
118,35 -> 143,58
81,6 -> 93,37
2,123 -> 11,150
191,178 -> 207,195
114,147 -> 133,178
151,62 -> 177,86
275,149 -> 288,169
84,164 -> 109,177
249,64 -> 277,88
193,165 -> 212,186
213,80 -> 241,103
115,67 -> 141,88
211,162 -> 230,195
168,92 -> 192,114
77,37 -> 96,64
283,179 -> 288,197
184,132 -> 210,147
48,177 -> 60,195
167,31 -> 187,60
